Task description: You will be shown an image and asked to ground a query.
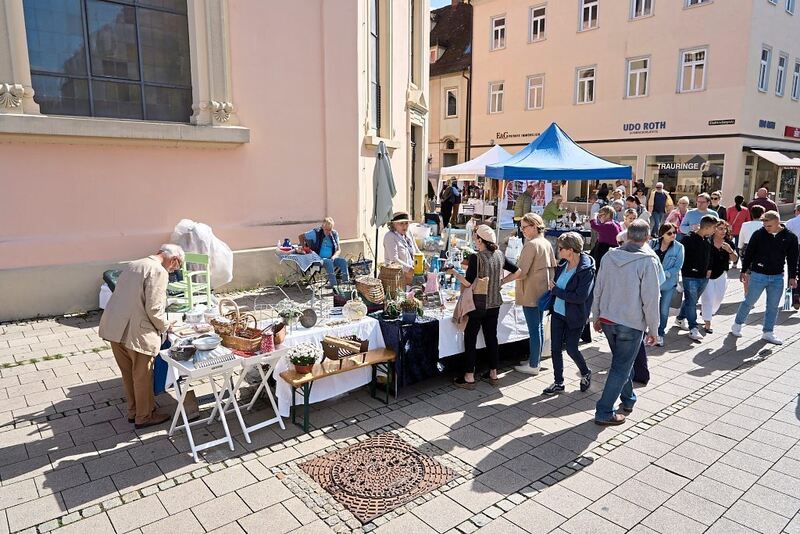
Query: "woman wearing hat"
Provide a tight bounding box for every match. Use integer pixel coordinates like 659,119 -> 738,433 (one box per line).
383,211 -> 420,285
446,224 -> 518,388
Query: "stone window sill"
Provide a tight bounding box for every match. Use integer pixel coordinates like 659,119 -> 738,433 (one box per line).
364,134 -> 400,149
0,114 -> 250,146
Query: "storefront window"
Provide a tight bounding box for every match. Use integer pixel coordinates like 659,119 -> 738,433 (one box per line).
778,168 -> 797,205
645,154 -> 724,203
754,158 -> 779,198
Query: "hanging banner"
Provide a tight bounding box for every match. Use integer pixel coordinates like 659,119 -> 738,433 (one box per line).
498,180 -> 551,229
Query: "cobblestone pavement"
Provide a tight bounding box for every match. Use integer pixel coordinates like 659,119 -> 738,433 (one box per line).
1,279 -> 799,534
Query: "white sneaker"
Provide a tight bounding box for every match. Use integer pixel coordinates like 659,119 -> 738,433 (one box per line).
762,332 -> 783,345
656,336 -> 664,347
514,365 -> 541,375
689,328 -> 704,341
519,360 -> 529,366
730,323 -> 743,338
675,318 -> 688,331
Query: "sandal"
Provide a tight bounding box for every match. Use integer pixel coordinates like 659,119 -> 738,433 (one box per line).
453,377 -> 475,390
480,371 -> 499,385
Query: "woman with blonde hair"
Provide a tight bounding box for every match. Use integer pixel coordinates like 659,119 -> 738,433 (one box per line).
666,196 -> 691,239
502,213 -> 556,375
701,220 -> 738,333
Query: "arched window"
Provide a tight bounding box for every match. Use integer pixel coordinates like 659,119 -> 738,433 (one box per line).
445,139 -> 455,150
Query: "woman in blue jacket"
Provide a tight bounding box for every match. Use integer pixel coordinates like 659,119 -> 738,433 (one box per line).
542,233 -> 595,396
649,222 -> 685,347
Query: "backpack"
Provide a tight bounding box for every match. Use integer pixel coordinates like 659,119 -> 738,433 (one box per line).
440,185 -> 453,203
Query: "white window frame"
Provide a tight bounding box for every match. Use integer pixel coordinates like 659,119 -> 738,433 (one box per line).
626,56 -> 650,98
788,0 -> 796,14
488,81 -> 505,113
678,47 -> 708,93
768,0 -> 778,4
576,66 -> 596,104
684,0 -> 712,7
630,0 -> 654,19
491,15 -> 506,51
526,74 -> 545,110
445,87 -> 458,118
529,4 -> 547,42
579,0 -> 599,31
792,60 -> 800,100
759,46 -> 772,92
777,53 -> 789,96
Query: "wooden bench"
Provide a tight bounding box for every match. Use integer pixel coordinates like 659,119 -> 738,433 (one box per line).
279,348 -> 396,432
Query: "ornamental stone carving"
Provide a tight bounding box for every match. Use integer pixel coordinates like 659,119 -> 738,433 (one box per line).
211,100 -> 233,123
0,83 -> 24,108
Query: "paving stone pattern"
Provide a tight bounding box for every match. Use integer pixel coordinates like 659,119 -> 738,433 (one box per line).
1,282 -> 799,533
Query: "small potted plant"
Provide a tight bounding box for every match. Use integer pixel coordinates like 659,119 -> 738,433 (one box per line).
287,343 -> 319,374
399,296 -> 422,324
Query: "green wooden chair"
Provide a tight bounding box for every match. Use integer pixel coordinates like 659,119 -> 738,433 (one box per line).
167,252 -> 212,312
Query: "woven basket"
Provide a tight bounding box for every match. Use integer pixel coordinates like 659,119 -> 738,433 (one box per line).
378,263 -> 403,296
354,276 -> 385,305
321,335 -> 369,363
214,298 -> 262,352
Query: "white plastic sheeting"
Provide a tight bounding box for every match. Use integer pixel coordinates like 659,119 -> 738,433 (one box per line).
170,219 -> 233,289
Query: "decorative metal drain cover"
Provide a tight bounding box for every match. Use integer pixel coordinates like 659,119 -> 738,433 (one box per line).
300,433 -> 457,523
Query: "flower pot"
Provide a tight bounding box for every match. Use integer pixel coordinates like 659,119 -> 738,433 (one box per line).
401,311 -> 418,324
294,364 -> 314,374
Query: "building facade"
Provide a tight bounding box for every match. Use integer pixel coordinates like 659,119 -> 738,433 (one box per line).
470,0 -> 800,210
428,0 -> 472,194
0,0 -> 430,321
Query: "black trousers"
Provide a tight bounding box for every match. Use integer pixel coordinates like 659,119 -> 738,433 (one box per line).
463,307 -> 500,374
440,202 -> 454,229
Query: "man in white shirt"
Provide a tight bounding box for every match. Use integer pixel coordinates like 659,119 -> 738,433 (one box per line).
784,204 -> 800,309
738,205 -> 765,256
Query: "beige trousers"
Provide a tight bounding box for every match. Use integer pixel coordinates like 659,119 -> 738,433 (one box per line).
111,342 -> 155,425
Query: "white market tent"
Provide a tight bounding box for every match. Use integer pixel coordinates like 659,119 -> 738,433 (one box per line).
439,144 -> 512,182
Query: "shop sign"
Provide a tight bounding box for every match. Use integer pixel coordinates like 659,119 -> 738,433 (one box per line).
623,121 -> 666,134
759,119 -> 776,129
785,126 -> 800,139
656,161 -> 709,172
708,119 -> 735,126
496,131 -> 540,140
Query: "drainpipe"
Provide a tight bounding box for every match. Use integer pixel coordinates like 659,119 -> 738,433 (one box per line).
462,66 -> 472,160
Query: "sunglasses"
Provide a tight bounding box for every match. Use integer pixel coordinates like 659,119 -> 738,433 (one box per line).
711,197 -> 720,200
664,231 -> 675,236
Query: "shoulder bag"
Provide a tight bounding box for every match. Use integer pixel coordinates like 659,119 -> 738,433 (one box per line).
472,253 -> 489,310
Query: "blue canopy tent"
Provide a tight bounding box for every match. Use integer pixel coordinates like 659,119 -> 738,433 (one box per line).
485,122 -> 632,181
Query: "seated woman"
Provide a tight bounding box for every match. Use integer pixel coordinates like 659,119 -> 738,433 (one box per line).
300,217 -> 349,288
383,212 -> 420,286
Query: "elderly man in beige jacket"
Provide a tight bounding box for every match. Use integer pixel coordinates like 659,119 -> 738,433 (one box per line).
99,244 -> 184,428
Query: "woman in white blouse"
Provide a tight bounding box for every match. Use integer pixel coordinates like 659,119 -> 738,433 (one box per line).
383,211 -> 419,284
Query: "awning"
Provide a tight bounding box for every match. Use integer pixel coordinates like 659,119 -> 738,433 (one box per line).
752,149 -> 800,168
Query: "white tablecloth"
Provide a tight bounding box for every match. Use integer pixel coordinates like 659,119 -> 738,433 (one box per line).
436,299 -> 529,358
270,316 -> 386,417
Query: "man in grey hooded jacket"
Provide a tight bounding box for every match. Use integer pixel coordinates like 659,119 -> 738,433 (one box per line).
592,220 -> 664,425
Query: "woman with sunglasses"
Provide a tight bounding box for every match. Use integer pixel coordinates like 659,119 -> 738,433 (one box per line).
542,232 -> 594,396
701,221 -> 738,334
709,191 -> 726,220
649,223 -> 685,347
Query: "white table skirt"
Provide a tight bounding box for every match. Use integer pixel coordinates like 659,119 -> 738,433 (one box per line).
436,300 -> 532,359
270,316 -> 386,417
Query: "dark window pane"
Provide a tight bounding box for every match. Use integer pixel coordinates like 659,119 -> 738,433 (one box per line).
137,0 -> 187,14
31,74 -> 90,116
92,80 -> 142,119
144,86 -> 191,122
86,0 -> 139,80
23,0 -> 87,75
138,9 -> 191,85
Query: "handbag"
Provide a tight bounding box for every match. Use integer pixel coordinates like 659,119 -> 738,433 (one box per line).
670,280 -> 684,309
472,253 -> 489,310
538,290 -> 554,311
348,253 -> 373,278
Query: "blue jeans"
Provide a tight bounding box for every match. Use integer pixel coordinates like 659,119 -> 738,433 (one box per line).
734,272 -> 784,333
650,212 -> 664,236
322,257 -> 349,286
523,306 -> 544,367
678,277 -> 708,330
658,287 -> 674,337
596,323 -> 643,421
550,313 -> 590,384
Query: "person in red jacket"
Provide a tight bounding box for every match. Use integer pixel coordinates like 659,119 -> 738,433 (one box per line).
725,195 -> 751,255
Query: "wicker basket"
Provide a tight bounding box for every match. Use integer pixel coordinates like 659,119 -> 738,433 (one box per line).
378,263 -> 404,296
321,335 -> 369,364
354,276 -> 385,305
213,298 -> 262,352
